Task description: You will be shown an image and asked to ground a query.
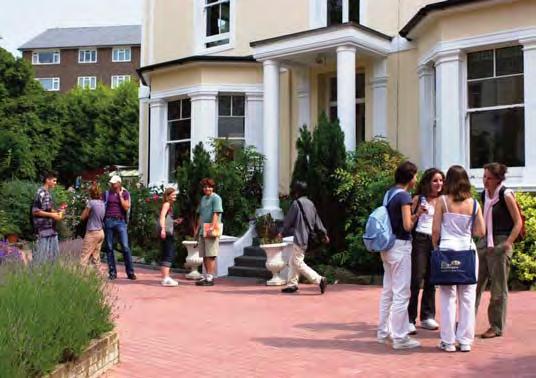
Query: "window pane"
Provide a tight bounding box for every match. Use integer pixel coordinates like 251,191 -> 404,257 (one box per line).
169,142 -> 191,181
356,102 -> 365,145
327,0 -> 343,25
218,117 -> 244,138
470,108 -> 525,168
232,96 -> 245,116
349,0 -> 360,23
356,73 -> 365,99
168,120 -> 191,141
467,50 -> 494,79
468,76 -> 524,108
125,48 -> 131,60
39,52 -> 55,63
220,2 -> 230,34
206,39 -> 229,48
181,99 -> 191,119
329,106 -> 337,122
329,77 -> 337,102
168,101 -> 181,120
38,78 -> 53,90
496,46 -> 523,76
219,96 -> 231,116
206,4 -> 220,36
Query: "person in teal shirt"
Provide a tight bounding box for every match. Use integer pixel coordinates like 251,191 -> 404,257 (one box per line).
195,178 -> 223,286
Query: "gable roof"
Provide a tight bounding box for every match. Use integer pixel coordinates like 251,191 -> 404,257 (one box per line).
399,0 -> 491,39
19,25 -> 141,50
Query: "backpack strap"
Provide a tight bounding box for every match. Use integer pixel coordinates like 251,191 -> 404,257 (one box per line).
383,188 -> 404,207
480,190 -> 485,205
296,198 -> 314,234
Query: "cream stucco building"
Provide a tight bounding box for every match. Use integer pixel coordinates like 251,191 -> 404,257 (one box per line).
138,0 -> 536,216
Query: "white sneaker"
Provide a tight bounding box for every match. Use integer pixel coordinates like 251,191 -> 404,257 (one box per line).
439,341 -> 456,352
161,277 -> 179,287
408,323 -> 417,335
393,337 -> 421,350
421,318 -> 439,330
459,344 -> 471,352
377,335 -> 392,344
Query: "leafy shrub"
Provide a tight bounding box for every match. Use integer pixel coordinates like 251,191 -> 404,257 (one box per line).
255,214 -> 282,245
512,192 -> 536,287
332,138 -> 406,273
0,263 -> 114,377
176,141 -> 264,237
0,180 -> 39,240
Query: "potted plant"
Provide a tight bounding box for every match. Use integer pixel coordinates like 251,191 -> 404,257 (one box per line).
182,236 -> 203,280
256,214 -> 287,286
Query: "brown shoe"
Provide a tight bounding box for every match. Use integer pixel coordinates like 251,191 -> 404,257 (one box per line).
481,328 -> 500,339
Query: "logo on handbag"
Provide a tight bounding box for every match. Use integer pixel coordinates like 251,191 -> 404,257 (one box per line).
441,260 -> 462,271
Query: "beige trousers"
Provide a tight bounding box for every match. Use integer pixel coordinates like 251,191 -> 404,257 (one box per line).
81,230 -> 104,269
287,244 -> 321,287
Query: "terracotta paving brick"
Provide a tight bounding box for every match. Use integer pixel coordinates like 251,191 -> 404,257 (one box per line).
105,267 -> 536,377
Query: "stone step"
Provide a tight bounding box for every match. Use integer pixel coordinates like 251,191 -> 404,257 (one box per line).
234,256 -> 267,269
243,246 -> 266,257
227,266 -> 272,279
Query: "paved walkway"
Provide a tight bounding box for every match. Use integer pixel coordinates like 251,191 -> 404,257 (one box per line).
106,267 -> 536,378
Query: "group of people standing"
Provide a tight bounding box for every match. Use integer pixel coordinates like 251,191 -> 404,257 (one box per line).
378,161 -> 522,351
30,161 -> 522,353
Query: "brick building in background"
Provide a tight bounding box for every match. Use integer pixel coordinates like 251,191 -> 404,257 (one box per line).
19,25 -> 141,93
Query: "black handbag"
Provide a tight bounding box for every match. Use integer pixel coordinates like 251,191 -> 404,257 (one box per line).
430,199 -> 478,285
296,199 -> 325,249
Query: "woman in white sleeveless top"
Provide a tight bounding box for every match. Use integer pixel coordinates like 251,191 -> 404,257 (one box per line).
432,166 -> 485,352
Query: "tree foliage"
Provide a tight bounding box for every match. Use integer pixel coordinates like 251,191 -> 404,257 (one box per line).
0,47 -> 139,183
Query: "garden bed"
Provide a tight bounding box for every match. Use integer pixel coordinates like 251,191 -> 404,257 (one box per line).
44,331 -> 119,378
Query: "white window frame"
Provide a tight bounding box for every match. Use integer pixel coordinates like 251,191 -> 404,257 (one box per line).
77,76 -> 97,90
464,45 -> 525,174
78,48 -> 97,63
167,98 -> 192,182
31,50 -> 60,65
35,77 -> 60,91
194,0 -> 235,54
310,0 -> 360,27
111,75 -> 131,89
217,94 -> 246,146
112,47 -> 132,62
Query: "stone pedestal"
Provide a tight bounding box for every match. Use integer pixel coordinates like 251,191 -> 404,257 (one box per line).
182,241 -> 203,280
260,242 -> 287,286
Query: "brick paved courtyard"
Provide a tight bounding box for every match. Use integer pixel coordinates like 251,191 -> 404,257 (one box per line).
106,267 -> 536,378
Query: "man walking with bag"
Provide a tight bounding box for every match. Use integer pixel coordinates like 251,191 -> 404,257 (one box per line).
279,181 -> 328,294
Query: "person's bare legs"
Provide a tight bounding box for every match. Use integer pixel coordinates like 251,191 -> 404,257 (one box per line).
205,257 -> 216,279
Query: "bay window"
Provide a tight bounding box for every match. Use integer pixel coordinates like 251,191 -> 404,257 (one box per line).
167,99 -> 192,181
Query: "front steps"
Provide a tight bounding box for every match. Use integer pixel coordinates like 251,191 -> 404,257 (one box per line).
227,246 -> 271,279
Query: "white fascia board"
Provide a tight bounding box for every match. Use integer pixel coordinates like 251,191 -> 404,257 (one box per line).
252,27 -> 392,61
150,84 -> 263,100
420,26 -> 536,66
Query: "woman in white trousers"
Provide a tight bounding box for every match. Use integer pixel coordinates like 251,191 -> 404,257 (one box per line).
432,165 -> 485,352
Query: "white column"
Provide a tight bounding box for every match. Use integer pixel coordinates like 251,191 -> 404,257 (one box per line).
296,67 -> 311,130
138,85 -> 151,185
418,64 -> 435,169
190,91 -> 218,153
434,49 -> 463,171
521,38 -> 536,181
148,99 -> 167,186
337,45 -> 357,151
260,60 -> 283,218
245,91 -> 263,153
371,58 -> 388,138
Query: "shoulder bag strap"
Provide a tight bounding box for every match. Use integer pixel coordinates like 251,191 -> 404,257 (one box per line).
296,199 -> 313,234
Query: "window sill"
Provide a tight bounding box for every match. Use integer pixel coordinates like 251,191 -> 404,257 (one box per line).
32,62 -> 60,65
196,43 -> 234,56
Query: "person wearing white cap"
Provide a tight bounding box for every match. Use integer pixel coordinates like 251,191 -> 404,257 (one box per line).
103,175 -> 136,280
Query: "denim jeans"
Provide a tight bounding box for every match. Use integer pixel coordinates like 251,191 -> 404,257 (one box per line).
408,232 -> 436,324
33,235 -> 59,264
104,218 -> 134,276
160,235 -> 176,267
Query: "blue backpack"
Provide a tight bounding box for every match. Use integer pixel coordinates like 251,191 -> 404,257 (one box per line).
363,188 -> 404,252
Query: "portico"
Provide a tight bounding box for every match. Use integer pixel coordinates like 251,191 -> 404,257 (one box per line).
251,23 -> 392,217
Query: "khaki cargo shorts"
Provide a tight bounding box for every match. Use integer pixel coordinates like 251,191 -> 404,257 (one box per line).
199,236 -> 219,257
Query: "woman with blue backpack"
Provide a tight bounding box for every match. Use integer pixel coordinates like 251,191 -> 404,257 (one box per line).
407,168 -> 444,335
376,161 -> 424,350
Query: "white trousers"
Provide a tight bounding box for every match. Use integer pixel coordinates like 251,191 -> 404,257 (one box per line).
439,284 -> 477,345
287,244 -> 322,287
378,239 -> 412,341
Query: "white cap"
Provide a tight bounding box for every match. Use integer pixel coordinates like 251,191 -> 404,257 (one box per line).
109,175 -> 122,184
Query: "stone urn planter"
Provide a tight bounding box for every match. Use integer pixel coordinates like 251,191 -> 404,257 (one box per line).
260,242 -> 287,286
182,240 -> 203,280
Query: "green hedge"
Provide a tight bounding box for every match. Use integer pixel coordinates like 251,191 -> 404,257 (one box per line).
0,263 -> 114,377
512,192 -> 536,288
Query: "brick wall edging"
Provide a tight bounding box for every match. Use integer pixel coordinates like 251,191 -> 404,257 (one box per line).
44,331 -> 119,378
